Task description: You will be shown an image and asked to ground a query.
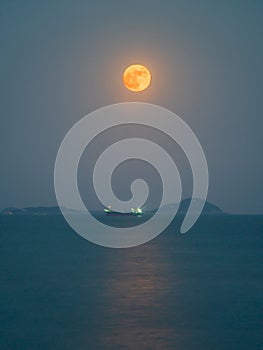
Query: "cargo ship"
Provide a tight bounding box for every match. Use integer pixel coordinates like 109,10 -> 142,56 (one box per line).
104,206 -> 143,216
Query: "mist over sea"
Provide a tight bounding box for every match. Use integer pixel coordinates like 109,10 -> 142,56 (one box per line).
0,215 -> 262,349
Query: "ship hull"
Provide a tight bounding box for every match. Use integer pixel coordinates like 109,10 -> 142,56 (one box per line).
105,212 -> 140,216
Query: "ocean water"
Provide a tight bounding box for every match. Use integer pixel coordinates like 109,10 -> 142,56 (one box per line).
0,215 -> 262,350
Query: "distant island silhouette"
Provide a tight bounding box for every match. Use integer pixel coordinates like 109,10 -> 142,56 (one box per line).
0,199 -> 225,216
162,198 -> 224,215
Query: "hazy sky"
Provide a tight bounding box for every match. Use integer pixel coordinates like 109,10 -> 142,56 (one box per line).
1,1 -> 262,214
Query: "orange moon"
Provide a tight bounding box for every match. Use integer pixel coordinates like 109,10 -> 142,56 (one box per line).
123,64 -> 151,92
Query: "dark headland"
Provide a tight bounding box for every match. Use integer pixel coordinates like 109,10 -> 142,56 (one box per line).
0,199 -> 225,216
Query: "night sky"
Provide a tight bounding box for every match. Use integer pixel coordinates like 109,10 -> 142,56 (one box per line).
1,1 -> 262,214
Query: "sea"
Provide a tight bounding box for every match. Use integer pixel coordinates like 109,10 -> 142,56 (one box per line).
0,215 -> 262,350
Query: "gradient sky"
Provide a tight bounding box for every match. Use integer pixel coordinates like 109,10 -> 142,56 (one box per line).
0,1 -> 262,214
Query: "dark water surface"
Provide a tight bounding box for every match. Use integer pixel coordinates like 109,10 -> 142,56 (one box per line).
0,215 -> 262,349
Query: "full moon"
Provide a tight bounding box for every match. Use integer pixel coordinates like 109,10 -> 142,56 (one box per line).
123,64 -> 151,92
